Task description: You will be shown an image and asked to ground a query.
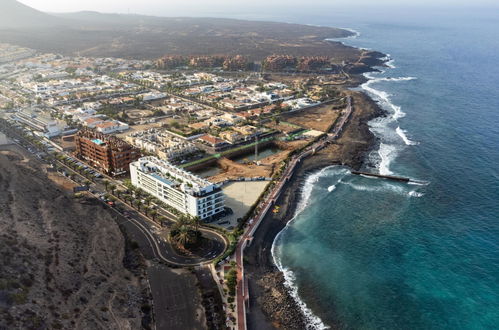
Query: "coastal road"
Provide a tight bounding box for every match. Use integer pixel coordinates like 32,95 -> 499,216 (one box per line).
234,96 -> 352,330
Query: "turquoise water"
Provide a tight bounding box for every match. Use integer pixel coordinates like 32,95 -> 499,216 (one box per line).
271,7 -> 499,330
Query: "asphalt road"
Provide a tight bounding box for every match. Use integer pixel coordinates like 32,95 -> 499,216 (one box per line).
0,120 -> 228,266
148,263 -> 205,330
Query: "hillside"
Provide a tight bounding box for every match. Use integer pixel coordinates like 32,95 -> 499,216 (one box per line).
0,145 -> 149,329
0,1 -> 363,62
0,0 -> 64,28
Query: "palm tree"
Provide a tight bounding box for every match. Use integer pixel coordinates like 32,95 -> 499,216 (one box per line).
144,196 -> 154,207
109,184 -> 117,195
122,194 -> 132,205
133,200 -> 142,212
123,179 -> 133,190
190,216 -> 201,232
149,210 -> 157,221
157,215 -> 166,227
177,214 -> 191,226
171,225 -> 194,248
103,180 -> 110,191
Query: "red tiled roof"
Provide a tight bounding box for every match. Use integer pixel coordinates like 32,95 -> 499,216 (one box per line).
198,134 -> 224,145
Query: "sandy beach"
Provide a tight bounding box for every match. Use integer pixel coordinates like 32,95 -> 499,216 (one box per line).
244,90 -> 386,329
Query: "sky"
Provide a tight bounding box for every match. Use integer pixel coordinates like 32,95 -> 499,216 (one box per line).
18,0 -> 499,17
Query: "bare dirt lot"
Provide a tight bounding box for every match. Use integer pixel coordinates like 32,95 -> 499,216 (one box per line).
126,109 -> 154,119
0,145 -> 149,329
281,103 -> 342,132
208,140 -> 308,183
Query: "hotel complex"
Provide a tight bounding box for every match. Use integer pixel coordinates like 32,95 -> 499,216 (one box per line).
130,157 -> 225,219
75,128 -> 141,176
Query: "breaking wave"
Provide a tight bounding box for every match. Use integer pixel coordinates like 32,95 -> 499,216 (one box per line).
341,179 -> 425,198
408,191 -> 424,198
396,126 -> 419,145
361,72 -> 417,174
272,167 -> 349,329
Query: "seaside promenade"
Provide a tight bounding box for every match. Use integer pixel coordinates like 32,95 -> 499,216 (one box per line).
235,97 -> 352,329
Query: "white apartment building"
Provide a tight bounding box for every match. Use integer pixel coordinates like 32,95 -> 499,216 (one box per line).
130,157 -> 224,219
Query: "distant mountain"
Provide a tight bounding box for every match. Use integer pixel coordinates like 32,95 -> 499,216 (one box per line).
0,1 -> 362,64
0,0 -> 65,28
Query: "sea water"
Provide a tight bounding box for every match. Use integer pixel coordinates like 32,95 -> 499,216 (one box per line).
269,6 -> 499,330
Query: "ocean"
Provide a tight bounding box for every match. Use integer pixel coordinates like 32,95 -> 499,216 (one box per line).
266,6 -> 499,330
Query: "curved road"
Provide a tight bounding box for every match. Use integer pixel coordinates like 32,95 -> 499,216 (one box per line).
103,197 -> 228,266
0,120 -> 228,267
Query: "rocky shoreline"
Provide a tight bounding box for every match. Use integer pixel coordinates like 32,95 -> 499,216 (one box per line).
244,88 -> 386,329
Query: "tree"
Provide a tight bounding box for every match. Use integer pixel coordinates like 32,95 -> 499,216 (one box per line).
170,225 -> 196,248
144,196 -> 154,207
225,269 -> 237,296
190,216 -> 201,232
103,180 -> 110,191
133,200 -> 142,211
109,184 -> 117,195
149,210 -> 157,221
123,179 -> 133,190
157,215 -> 167,227
273,115 -> 280,126
123,194 -> 132,205
135,188 -> 144,199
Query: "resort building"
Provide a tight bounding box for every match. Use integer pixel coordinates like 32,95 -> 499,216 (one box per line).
125,128 -> 199,162
14,108 -> 66,138
75,128 -> 141,176
130,156 -> 225,219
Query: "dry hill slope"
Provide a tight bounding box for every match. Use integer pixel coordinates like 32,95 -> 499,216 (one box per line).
0,146 -> 150,329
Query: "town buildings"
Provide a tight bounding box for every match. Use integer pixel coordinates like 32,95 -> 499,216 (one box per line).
14,108 -> 66,138
75,128 -> 140,176
125,128 -> 199,162
130,157 -> 225,219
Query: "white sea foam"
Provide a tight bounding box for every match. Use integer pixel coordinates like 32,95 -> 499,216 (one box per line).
341,181 -> 379,192
408,191 -> 424,198
361,74 -> 416,121
360,174 -> 378,179
361,76 -> 407,121
341,180 -> 410,196
294,166 -> 331,216
408,180 -> 430,186
271,166 -> 349,330
396,126 -> 419,145
275,264 -> 330,330
325,28 -> 360,42
361,72 -> 418,173
340,27 -> 361,39
380,54 -> 396,68
385,59 -> 396,68
378,143 -> 398,175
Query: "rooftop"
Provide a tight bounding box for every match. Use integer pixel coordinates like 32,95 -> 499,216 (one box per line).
134,156 -> 215,193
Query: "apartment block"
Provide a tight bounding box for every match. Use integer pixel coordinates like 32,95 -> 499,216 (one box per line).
130,157 -> 224,219
75,128 -> 140,176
